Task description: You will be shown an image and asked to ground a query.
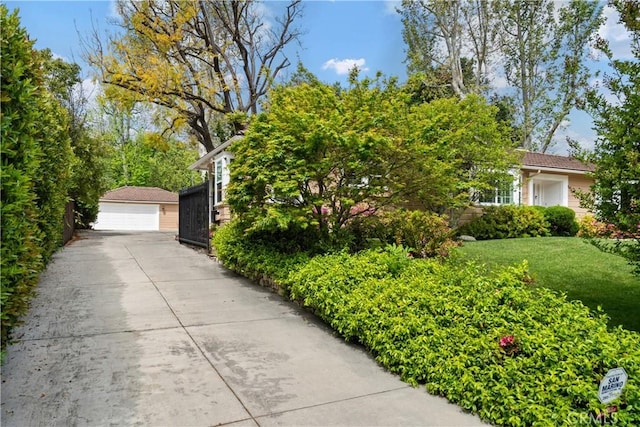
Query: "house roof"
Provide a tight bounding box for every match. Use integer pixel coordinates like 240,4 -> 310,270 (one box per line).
189,134 -> 245,171
521,152 -> 595,173
100,186 -> 178,203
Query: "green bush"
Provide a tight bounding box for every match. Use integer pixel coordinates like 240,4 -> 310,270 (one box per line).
457,205 -> 549,240
543,206 -> 579,237
1,7 -> 45,346
283,248 -> 640,426
212,220 -> 310,293
377,209 -> 460,258
345,209 -> 459,257
213,226 -> 640,425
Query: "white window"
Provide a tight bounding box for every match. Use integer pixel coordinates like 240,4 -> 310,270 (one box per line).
214,159 -> 223,205
478,172 -> 521,206
213,152 -> 234,205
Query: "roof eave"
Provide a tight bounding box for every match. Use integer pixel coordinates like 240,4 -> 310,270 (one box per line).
99,199 -> 178,204
189,134 -> 244,171
521,165 -> 593,175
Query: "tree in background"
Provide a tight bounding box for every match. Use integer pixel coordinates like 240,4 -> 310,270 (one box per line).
399,0 -> 497,97
1,6 -> 73,345
227,68 -> 516,250
578,0 -> 640,274
497,0 -> 603,152
87,0 -> 302,152
104,131 -> 202,192
399,0 -> 603,153
94,93 -> 202,192
39,49 -> 108,227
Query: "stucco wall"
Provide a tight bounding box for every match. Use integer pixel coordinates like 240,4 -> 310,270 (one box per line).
159,203 -> 179,231
568,174 -> 593,219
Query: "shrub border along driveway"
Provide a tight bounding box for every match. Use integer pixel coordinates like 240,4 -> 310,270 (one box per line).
213,224 -> 640,426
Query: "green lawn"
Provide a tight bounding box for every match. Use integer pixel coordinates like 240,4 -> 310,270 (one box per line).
457,237 -> 640,332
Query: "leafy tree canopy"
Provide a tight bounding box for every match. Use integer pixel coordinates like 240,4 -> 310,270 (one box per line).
87,0 -> 302,152
227,68 -> 517,249
104,131 -> 203,192
576,0 -> 640,273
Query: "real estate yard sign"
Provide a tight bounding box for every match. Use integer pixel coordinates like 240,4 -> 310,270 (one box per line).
598,367 -> 628,404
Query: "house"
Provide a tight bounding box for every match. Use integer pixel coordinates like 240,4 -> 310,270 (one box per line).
520,151 -> 594,217
94,186 -> 179,231
188,134 -> 242,225
461,151 -> 595,223
187,135 -> 595,229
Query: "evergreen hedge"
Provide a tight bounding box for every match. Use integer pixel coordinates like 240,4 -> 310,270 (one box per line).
1,6 -> 73,346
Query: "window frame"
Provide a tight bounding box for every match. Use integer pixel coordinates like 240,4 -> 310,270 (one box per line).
477,170 -> 521,207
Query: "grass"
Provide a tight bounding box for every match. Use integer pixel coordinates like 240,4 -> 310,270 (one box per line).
456,237 -> 640,332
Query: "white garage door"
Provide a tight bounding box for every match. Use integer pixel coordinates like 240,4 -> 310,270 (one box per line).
95,202 -> 159,231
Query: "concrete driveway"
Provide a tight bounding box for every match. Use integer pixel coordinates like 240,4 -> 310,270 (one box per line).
1,231 -> 484,426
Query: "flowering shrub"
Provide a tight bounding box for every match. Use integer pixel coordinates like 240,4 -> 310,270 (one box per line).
578,215 -> 640,239
578,214 -> 618,238
577,215 -> 640,275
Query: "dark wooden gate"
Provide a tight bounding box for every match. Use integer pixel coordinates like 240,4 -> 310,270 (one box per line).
178,182 -> 209,248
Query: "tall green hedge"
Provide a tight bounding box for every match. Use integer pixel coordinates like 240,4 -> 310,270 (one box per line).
1,6 -> 73,345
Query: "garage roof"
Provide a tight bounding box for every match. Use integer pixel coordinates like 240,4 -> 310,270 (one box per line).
100,186 -> 179,204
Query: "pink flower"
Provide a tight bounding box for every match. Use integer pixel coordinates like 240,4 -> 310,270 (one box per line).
499,335 -> 519,356
499,335 -> 515,348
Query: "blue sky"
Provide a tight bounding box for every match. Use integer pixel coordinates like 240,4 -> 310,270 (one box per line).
5,1 -> 632,154
5,1 -> 406,82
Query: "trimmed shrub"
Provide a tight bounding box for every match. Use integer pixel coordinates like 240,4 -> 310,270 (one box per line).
211,220 -> 309,294
543,206 -> 579,236
213,228 -> 640,426
457,205 -> 549,240
283,249 -> 640,426
377,209 -> 460,258
1,7 -> 46,346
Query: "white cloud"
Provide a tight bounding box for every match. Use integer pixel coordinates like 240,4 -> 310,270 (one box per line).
51,51 -> 70,62
322,58 -> 369,75
597,5 -> 633,59
384,1 -> 401,16
108,0 -> 120,19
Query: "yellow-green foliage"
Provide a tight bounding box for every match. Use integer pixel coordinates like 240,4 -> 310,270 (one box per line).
213,227 -> 640,426
286,250 -> 640,426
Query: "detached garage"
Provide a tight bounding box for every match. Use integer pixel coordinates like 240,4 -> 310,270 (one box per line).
94,186 -> 179,231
